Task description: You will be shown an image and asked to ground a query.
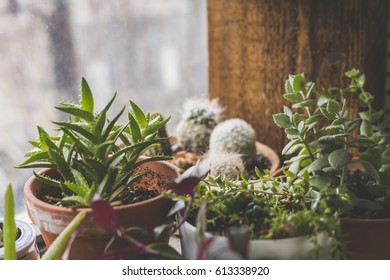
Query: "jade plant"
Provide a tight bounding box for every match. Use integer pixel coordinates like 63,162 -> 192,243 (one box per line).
18,78 -> 171,208
272,69 -> 389,217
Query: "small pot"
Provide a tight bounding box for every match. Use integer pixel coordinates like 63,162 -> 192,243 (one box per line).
341,217 -> 390,259
24,159 -> 179,259
179,221 -> 331,260
0,218 -> 39,260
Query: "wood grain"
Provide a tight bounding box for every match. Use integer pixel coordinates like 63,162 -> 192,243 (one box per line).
207,0 -> 388,156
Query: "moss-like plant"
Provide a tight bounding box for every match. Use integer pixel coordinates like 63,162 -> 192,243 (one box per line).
18,78 -> 171,208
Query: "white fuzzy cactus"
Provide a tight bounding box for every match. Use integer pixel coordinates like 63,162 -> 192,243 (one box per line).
209,118 -> 257,164
208,153 -> 245,180
176,98 -> 223,153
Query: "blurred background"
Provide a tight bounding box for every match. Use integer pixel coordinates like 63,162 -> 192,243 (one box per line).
0,0 -> 208,215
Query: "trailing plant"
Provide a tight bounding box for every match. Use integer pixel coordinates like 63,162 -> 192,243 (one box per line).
272,69 -> 390,217
18,78 -> 171,208
184,171 -> 345,259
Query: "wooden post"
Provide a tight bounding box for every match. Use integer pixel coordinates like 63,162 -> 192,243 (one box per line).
207,0 -> 388,155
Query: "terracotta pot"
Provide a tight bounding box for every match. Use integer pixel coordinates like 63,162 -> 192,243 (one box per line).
341,218 -> 390,259
179,221 -> 331,260
0,218 -> 40,260
255,141 -> 280,174
24,159 -> 179,259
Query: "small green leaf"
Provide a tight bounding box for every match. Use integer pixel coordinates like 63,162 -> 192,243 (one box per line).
292,99 -> 316,109
81,77 -> 94,114
142,116 -> 171,137
129,100 -> 147,128
360,120 -> 373,137
328,149 -> 352,170
356,199 -> 384,211
306,114 -> 324,124
308,156 -> 330,173
55,106 -> 94,122
283,106 -> 293,117
288,160 -> 302,175
285,79 -> 294,94
326,100 -> 339,114
128,114 -> 142,143
283,93 -> 303,102
282,140 -> 298,155
359,159 -> 380,183
309,176 -> 331,189
289,74 -> 306,92
332,117 -> 348,125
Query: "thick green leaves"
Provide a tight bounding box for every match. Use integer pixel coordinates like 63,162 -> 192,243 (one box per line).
328,149 -> 352,170
359,159 -> 380,183
308,156 -> 330,173
129,100 -> 147,128
289,74 -> 306,92
81,77 -> 94,114
272,113 -> 291,128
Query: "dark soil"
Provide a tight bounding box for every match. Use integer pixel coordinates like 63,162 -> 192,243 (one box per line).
246,152 -> 272,179
117,186 -> 159,204
345,169 -> 390,219
38,168 -> 168,207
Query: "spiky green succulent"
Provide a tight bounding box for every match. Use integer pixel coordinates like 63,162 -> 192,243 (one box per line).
18,78 -> 171,208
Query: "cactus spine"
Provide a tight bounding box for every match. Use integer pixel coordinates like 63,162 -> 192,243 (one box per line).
209,118 -> 257,164
176,98 -> 223,153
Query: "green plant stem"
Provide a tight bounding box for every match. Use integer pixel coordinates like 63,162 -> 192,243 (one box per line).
41,211 -> 86,260
4,184 -> 16,260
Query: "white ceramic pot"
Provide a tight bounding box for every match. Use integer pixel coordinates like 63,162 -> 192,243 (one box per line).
0,218 -> 39,260
179,221 -> 331,260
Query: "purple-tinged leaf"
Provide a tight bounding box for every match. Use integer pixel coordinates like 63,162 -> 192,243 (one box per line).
169,161 -> 211,197
196,237 -> 215,260
227,226 -> 250,259
153,223 -> 173,240
91,195 -> 119,232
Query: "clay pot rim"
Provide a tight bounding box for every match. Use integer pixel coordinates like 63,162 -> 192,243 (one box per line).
24,160 -> 180,214
340,217 -> 390,223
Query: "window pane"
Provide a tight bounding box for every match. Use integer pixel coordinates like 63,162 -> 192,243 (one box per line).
0,0 -> 207,215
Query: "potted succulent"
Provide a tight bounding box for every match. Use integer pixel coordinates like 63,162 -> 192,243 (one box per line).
168,97 -> 280,175
0,184 -> 39,260
273,69 -> 390,259
165,161 -> 343,260
19,78 -> 179,259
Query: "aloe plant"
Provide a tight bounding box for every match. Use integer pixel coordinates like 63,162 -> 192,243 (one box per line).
18,78 -> 172,208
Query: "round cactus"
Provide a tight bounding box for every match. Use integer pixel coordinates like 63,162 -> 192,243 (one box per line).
209,118 -> 257,164
176,98 -> 223,153
208,153 -> 245,181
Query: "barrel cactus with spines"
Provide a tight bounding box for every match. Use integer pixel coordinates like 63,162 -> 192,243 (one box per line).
208,153 -> 245,181
176,98 -> 223,153
209,118 -> 257,164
